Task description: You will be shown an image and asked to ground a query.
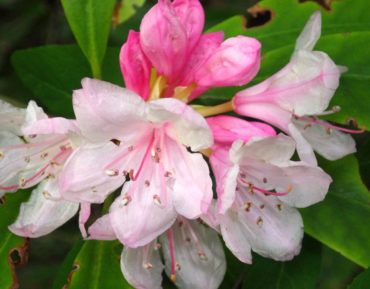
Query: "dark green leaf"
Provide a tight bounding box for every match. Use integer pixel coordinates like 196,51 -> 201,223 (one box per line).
53,240 -> 133,289
301,155 -> 370,268
242,236 -> 322,289
347,268 -> 370,289
61,0 -> 116,78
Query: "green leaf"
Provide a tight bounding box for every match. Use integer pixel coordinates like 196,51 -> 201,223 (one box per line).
0,191 -> 31,289
242,236 -> 322,289
61,0 -> 116,78
301,155 -> 370,268
203,0 -> 370,128
113,0 -> 146,26
11,45 -> 122,118
219,247 -> 246,289
347,268 -> 370,289
53,240 -> 133,289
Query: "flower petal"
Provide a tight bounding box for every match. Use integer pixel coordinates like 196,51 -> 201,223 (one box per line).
148,98 -> 213,151
194,36 -> 261,87
109,176 -> 177,247
88,214 -> 116,240
73,78 -> 146,142
9,179 -> 79,238
59,142 -> 125,203
160,220 -> 226,289
23,117 -> 80,136
121,244 -> 164,289
292,119 -> 356,161
295,11 -> 321,51
120,30 -> 152,100
0,100 -> 26,135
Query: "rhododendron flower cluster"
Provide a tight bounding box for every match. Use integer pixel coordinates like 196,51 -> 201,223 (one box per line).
0,1 -> 360,289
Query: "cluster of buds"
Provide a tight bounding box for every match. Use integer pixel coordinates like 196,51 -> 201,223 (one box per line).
0,1 -> 361,288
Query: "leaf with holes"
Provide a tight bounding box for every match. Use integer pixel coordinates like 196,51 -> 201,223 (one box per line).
61,0 -> 116,78
0,191 -> 31,289
52,240 -> 133,289
301,155 -> 370,268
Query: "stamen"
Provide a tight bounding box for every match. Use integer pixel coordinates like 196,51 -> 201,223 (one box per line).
143,262 -> 153,270
105,169 -> 119,176
153,195 -> 162,206
253,185 -> 292,196
166,229 -> 177,283
120,195 -> 131,207
173,83 -> 197,103
194,100 -> 234,117
298,116 -> 366,134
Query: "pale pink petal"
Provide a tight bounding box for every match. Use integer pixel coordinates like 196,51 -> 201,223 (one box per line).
219,210 -> 252,263
23,117 -> 80,136
295,11 -> 321,51
277,163 -> 332,208
59,143 -> 125,203
160,220 -> 226,289
120,30 -> 152,100
194,36 -> 261,87
209,146 -> 238,214
226,190 -> 303,261
292,119 -> 356,161
73,78 -> 146,142
288,123 -> 317,166
79,203 -> 91,238
200,200 -> 220,232
140,0 -> 187,80
9,179 -> 78,238
88,214 -> 116,240
162,137 -> 213,219
148,98 -> 213,151
109,177 -> 177,247
230,134 -> 296,167
207,115 -> 276,146
120,244 -> 164,289
0,100 -> 26,135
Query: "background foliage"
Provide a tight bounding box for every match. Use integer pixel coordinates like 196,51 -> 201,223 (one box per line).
0,0 -> 369,288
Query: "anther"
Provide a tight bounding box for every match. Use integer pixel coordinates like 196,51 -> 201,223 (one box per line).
105,169 -> 119,176
153,195 -> 162,206
170,274 -> 177,283
198,252 -> 208,261
276,204 -> 283,211
143,262 -> 153,270
256,217 -> 263,227
175,263 -> 181,271
120,195 -> 131,207
19,178 -> 27,187
0,151 -> 4,159
243,201 -> 252,212
40,152 -> 48,159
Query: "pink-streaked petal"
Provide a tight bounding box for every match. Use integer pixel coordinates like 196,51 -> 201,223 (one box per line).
109,177 -> 177,248
9,179 -> 78,238
194,36 -> 261,87
88,214 -> 116,240
160,220 -> 226,289
295,11 -> 321,51
209,146 -> 238,214
120,30 -> 152,100
219,210 -> 252,263
59,143 -> 125,203
148,98 -> 213,151
207,115 -> 276,146
120,244 -> 164,289
73,78 -> 146,142
23,117 -> 80,136
234,50 -> 340,117
79,203 -> 91,238
292,119 -> 356,161
140,0 -> 187,80
200,199 -> 220,232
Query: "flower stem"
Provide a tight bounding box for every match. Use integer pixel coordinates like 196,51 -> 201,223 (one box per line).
194,100 -> 234,117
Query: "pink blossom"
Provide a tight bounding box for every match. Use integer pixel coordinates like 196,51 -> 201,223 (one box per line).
88,216 -> 226,289
59,78 -> 213,247
120,0 -> 261,102
233,12 -> 356,165
0,100 -> 80,237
